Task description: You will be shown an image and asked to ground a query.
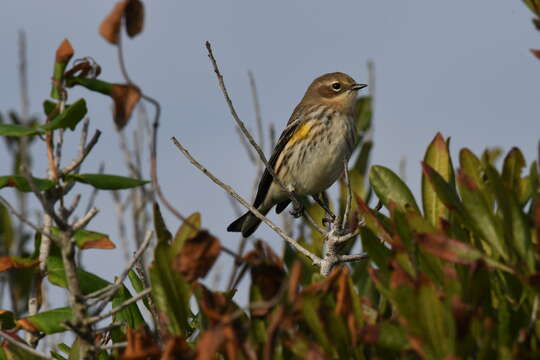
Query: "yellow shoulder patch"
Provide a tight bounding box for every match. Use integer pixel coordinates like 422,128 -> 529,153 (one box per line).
287,122 -> 313,148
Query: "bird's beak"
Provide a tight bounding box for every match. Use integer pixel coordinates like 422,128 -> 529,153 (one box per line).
351,83 -> 368,91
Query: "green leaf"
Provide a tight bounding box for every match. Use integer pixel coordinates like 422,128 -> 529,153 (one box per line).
149,242 -> 192,337
422,133 -> 454,229
457,169 -> 507,260
128,270 -> 152,313
65,173 -> 148,190
0,176 -> 55,192
502,148 -> 526,192
354,96 -> 373,133
485,165 -> 534,271
51,228 -> 115,250
149,203 -> 191,336
0,310 -> 15,330
46,249 -> 145,332
0,124 -> 42,137
459,148 -> 494,210
41,99 -> 87,131
301,296 -> 332,354
369,165 -> 420,212
153,203 -> 172,244
0,203 -> 14,254
172,212 -> 201,255
17,307 -> 72,334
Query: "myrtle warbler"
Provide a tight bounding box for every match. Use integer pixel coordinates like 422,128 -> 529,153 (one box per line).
227,72 -> 367,237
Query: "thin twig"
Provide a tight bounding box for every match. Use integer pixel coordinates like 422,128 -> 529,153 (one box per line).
205,41 -> 301,212
0,196 -> 62,244
338,253 -> 368,263
341,160 -> 352,230
171,136 -> 320,265
248,71 -> 264,154
86,230 -> 153,308
0,330 -> 54,360
85,288 -> 152,325
85,163 -> 104,214
62,130 -> 101,175
115,26 -> 186,224
72,207 -> 99,232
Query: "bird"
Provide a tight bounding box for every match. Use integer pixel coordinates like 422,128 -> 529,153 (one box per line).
227,72 -> 367,237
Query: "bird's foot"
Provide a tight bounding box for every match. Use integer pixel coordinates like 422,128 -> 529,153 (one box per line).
289,203 -> 304,218
322,213 -> 336,227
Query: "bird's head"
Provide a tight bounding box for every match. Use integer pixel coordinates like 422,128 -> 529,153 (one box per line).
302,72 -> 367,112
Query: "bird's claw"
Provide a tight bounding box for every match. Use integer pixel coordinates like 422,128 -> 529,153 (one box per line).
322,214 -> 336,227
289,203 -> 304,218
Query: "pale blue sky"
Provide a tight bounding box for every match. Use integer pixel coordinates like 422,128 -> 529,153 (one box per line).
1,1 -> 539,305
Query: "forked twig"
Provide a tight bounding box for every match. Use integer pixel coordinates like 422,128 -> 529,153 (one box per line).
171,136 -> 321,265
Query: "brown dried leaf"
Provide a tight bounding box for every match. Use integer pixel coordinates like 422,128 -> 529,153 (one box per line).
111,84 -> 141,129
359,324 -> 380,344
125,0 -> 145,37
55,38 -> 74,64
161,337 -> 195,360
79,236 -> 116,250
531,49 -> 540,60
244,240 -> 286,303
287,261 -> 302,302
196,328 -> 226,360
99,0 -> 129,44
196,284 -> 236,324
16,318 -> 38,333
389,261 -> 414,289
175,230 -> 221,282
120,328 -> 161,360
0,257 -> 38,272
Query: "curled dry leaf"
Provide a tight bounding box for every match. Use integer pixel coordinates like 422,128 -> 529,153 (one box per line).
196,328 -> 226,360
120,328 -> 161,360
244,240 -> 286,305
100,0 -> 144,44
55,38 -> 74,64
99,1 -> 129,44
531,49 -> 540,60
0,257 -> 38,272
111,84 -> 141,129
125,0 -> 145,37
174,230 -> 221,282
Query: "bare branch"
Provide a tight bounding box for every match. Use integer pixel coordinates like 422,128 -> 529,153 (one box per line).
205,41 -> 302,212
341,160 -> 352,230
62,129 -> 102,175
248,71 -> 264,154
86,230 -> 153,308
72,207 -> 99,232
338,253 -> 368,263
171,136 -> 321,265
0,330 -> 54,360
85,288 -> 151,325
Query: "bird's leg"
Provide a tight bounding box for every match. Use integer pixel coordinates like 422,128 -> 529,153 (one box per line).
289,202 -> 304,218
287,185 -> 304,218
312,193 -> 336,225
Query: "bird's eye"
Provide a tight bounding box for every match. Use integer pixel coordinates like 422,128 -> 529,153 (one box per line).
331,82 -> 341,91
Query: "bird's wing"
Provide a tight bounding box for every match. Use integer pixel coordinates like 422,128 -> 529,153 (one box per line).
252,112 -> 306,209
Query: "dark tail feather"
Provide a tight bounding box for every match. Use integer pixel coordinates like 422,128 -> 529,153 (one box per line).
227,211 -> 263,238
